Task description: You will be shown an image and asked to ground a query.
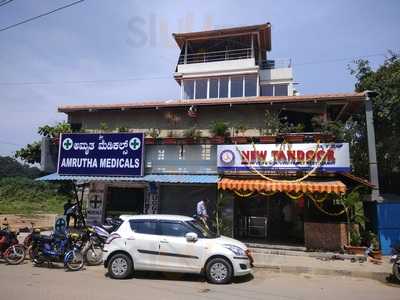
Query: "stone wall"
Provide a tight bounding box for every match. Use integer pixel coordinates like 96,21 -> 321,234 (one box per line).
304,222 -> 348,251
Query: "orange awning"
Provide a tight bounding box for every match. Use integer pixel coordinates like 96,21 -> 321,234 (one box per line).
218,178 -> 346,194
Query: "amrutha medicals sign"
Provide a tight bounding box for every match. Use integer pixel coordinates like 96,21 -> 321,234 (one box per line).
57,133 -> 144,176
217,143 -> 350,173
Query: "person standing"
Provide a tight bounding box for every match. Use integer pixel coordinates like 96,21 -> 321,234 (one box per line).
196,198 -> 209,228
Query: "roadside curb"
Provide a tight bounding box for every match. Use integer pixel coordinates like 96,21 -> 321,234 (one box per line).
254,263 -> 390,282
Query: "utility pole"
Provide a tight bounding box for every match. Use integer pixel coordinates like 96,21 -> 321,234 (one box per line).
364,90 -> 381,201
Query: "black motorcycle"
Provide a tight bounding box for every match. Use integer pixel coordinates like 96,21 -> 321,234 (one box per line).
30,229 -> 84,271
390,244 -> 400,281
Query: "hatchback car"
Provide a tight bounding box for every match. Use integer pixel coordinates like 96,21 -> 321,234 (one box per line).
103,214 -> 253,284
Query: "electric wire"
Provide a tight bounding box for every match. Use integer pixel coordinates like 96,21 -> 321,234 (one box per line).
0,0 -> 85,33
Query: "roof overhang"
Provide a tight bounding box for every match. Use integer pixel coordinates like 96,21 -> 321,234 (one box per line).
36,173 -> 218,184
173,23 -> 272,52
58,93 -> 365,114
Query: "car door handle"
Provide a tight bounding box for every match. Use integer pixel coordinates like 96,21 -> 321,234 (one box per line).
160,240 -> 168,244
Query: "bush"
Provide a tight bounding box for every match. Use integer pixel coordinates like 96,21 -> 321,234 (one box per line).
0,177 -> 68,214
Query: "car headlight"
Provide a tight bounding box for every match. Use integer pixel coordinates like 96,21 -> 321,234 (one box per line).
224,244 -> 246,256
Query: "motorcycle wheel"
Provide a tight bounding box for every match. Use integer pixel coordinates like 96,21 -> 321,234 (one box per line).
5,245 -> 26,265
85,245 -> 103,266
66,251 -> 84,271
31,247 -> 44,265
393,262 -> 400,281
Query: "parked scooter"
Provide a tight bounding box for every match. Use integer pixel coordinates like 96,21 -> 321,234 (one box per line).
30,228 -> 84,271
0,218 -> 26,265
390,244 -> 400,281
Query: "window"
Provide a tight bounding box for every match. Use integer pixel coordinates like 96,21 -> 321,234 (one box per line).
201,145 -> 211,160
184,80 -> 194,99
219,77 -> 229,98
157,149 -> 165,160
130,220 -> 157,235
195,79 -> 207,99
244,75 -> 257,96
275,84 -> 288,96
209,78 -> 218,98
230,76 -> 243,97
261,84 -> 273,96
158,221 -> 192,237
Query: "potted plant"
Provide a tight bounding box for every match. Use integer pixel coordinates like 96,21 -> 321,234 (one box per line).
341,187 -> 368,255
145,128 -> 160,144
259,110 -> 281,143
163,130 -> 177,144
231,123 -> 248,144
311,115 -> 342,142
209,121 -> 228,144
181,127 -> 201,144
281,123 -> 305,143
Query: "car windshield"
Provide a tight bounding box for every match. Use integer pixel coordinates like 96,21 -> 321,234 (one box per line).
187,220 -> 218,238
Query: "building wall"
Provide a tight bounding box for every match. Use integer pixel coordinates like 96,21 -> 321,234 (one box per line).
304,222 -> 348,251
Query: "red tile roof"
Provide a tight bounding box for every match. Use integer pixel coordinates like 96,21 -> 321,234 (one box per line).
58,93 -> 365,113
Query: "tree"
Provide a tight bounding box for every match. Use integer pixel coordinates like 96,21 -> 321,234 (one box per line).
15,122 -> 72,164
348,52 -> 400,194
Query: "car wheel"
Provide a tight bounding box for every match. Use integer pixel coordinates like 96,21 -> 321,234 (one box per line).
205,257 -> 233,284
108,253 -> 133,279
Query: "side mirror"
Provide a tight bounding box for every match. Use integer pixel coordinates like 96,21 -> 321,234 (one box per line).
185,232 -> 198,242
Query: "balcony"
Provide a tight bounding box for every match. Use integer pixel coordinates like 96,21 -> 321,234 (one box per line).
175,48 -> 258,78
259,59 -> 293,83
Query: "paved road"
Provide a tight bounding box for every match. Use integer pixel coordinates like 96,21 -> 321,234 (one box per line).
0,262 -> 398,300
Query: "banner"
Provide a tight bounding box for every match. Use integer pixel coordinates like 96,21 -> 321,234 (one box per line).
58,133 -> 144,176
217,143 -> 350,173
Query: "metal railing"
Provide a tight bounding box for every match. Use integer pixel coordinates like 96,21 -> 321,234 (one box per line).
178,48 -> 253,64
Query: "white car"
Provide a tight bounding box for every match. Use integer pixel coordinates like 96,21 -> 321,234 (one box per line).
103,214 -> 253,284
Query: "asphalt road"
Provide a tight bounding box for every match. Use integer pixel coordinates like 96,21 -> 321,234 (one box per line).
0,261 -> 398,300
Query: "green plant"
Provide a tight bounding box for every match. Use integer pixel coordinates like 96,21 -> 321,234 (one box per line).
339,186 -> 367,245
99,122 -> 109,132
350,229 -> 362,246
264,110 -> 281,135
117,126 -> 128,133
213,193 -> 233,236
38,122 -> 72,138
209,121 -> 229,137
183,127 -> 201,139
311,115 -> 345,139
234,123 -> 247,136
146,128 -> 160,139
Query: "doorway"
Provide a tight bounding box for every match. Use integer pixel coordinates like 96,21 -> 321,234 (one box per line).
106,187 -> 144,218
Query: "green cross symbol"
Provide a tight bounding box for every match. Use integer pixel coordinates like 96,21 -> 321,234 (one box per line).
63,138 -> 73,150
129,137 -> 141,150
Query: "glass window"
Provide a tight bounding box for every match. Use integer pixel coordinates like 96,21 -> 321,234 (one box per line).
209,78 -> 218,98
244,75 -> 257,96
230,76 -> 243,97
201,145 -> 211,160
129,220 -> 157,235
195,79 -> 207,99
261,84 -> 273,96
275,84 -> 288,96
157,149 -> 165,160
183,80 -> 194,99
219,77 -> 229,98
158,221 -> 191,237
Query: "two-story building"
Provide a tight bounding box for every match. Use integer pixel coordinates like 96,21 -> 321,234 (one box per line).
39,23 -> 373,251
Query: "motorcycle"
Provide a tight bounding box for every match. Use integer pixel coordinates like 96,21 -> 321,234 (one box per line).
390,244 -> 400,282
30,229 -> 84,271
91,217 -> 122,247
80,227 -> 103,266
0,218 -> 26,265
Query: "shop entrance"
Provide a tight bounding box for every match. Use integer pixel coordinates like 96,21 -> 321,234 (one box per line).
233,193 -> 305,245
105,187 -> 144,218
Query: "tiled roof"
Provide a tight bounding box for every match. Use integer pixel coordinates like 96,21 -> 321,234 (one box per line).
58,92 -> 365,113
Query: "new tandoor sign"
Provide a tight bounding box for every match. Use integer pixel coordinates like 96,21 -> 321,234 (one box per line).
217,143 -> 350,173
57,133 -> 144,176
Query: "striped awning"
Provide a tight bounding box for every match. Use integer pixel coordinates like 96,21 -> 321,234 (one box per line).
218,178 -> 346,194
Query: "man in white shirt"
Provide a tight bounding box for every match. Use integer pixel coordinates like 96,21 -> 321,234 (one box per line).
196,198 -> 209,227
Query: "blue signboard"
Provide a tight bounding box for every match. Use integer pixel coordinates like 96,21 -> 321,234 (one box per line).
57,133 -> 144,176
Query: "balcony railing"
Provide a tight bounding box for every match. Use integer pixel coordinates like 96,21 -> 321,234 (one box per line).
178,48 -> 253,65
260,59 -> 292,70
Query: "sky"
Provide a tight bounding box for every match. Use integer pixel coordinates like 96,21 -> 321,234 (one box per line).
0,0 -> 399,157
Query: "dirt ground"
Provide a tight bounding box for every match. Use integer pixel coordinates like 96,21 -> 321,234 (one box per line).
0,214 -> 57,230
